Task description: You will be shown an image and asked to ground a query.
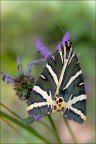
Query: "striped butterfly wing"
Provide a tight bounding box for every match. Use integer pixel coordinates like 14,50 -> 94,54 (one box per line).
27,47 -> 64,117
27,40 -> 86,124
58,41 -> 86,124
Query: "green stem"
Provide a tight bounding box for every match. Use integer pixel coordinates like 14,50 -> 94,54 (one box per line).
64,117 -> 78,144
47,115 -> 62,144
0,111 -> 51,144
1,117 -> 32,144
0,102 -> 55,142
0,102 -> 21,120
39,120 -> 54,134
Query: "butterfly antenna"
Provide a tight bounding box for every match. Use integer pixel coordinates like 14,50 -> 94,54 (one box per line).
52,19 -> 65,35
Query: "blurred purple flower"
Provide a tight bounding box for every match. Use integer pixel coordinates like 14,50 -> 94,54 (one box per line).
33,115 -> 41,121
56,43 -> 61,51
16,57 -> 22,76
27,59 -> 45,75
1,72 -> 14,84
1,57 -> 23,85
77,53 -> 80,59
36,37 -> 52,60
84,84 -> 89,91
56,32 -> 70,50
1,57 -> 45,101
62,32 -> 70,44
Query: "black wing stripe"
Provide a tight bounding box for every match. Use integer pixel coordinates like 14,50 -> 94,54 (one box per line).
72,99 -> 86,115
66,107 -> 86,121
65,94 -> 86,121
33,86 -> 53,105
63,70 -> 82,90
47,48 -> 65,80
28,105 -> 52,116
27,85 -> 53,111
64,109 -> 84,124
68,52 -> 75,65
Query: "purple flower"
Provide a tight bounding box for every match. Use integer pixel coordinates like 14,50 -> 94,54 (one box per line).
1,57 -> 23,85
62,32 -> 70,45
56,32 -> 70,50
84,84 -> 89,91
1,57 -> 46,101
56,43 -> 61,51
33,115 -> 41,122
27,59 -> 46,75
35,37 -> 52,60
1,72 -> 14,84
1,57 -> 23,84
16,57 -> 22,76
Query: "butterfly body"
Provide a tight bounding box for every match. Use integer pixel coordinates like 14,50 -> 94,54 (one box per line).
27,39 -> 86,124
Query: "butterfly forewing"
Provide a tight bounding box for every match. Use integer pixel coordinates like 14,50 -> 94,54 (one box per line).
27,47 -> 65,116
58,45 -> 86,123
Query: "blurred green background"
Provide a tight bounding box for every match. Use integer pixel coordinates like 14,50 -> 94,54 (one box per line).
1,1 -> 95,144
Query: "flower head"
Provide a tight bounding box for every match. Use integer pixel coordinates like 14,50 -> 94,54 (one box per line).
1,57 -> 45,102
56,32 -> 70,50
35,37 -> 52,60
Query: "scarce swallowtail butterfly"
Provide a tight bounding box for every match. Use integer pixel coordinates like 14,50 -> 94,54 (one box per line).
27,32 -> 86,124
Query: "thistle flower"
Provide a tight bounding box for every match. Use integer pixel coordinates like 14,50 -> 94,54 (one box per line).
56,32 -> 70,50
1,36 -> 52,102
1,57 -> 45,102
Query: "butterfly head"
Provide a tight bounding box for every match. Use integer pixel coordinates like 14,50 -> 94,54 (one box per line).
65,40 -> 72,48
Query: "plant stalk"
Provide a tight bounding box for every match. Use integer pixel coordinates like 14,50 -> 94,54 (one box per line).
0,102 -> 21,120
47,115 -> 62,144
64,117 -> 78,144
0,111 -> 51,144
1,117 -> 32,144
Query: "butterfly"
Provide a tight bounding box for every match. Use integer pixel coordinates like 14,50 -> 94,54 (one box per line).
27,33 -> 86,124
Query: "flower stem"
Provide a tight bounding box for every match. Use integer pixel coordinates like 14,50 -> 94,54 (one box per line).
64,117 -> 78,144
1,117 -> 32,144
0,102 -> 21,120
1,111 -> 51,144
47,115 -> 62,144
39,120 -> 54,134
